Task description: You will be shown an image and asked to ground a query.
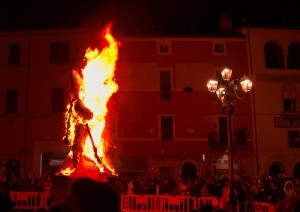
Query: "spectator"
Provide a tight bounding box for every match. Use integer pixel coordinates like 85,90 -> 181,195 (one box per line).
178,178 -> 188,196
29,174 -> 40,191
61,177 -> 120,212
220,179 -> 231,210
160,177 -> 175,195
127,178 -> 134,195
191,178 -> 201,197
295,178 -> 300,195
201,181 -> 209,197
0,175 -> 14,212
275,195 -> 300,212
7,173 -> 18,191
40,175 -> 53,208
284,180 -> 296,198
0,191 -> 14,212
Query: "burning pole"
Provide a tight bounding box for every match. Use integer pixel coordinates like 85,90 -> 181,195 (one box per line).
85,123 -> 112,175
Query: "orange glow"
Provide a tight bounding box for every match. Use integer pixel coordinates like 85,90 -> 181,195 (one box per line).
60,23 -> 119,180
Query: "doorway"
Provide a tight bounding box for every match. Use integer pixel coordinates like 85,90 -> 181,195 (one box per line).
6,158 -> 21,180
269,162 -> 285,178
181,161 -> 197,180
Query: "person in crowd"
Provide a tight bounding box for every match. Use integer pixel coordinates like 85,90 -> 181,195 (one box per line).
284,180 -> 296,198
28,173 -> 40,191
40,174 -> 53,208
127,178 -> 135,195
0,175 -> 14,212
294,178 -> 300,195
178,178 -> 188,196
249,177 -> 259,200
274,195 -> 300,212
147,178 -> 156,194
191,178 -> 201,197
7,172 -> 18,191
155,179 -> 160,195
220,178 -> 231,210
160,177 -> 175,195
61,177 -> 120,212
201,181 -> 209,197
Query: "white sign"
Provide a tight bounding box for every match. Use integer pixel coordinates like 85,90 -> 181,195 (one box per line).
213,154 -> 239,169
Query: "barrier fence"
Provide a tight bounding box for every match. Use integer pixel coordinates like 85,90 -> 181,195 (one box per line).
9,191 -> 275,212
9,191 -> 50,212
121,195 -> 221,212
245,200 -> 275,212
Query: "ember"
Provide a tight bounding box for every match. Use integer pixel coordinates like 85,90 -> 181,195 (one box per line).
59,23 -> 119,182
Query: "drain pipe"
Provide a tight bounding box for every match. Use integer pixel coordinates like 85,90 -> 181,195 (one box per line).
246,28 -> 259,176
24,30 -> 31,174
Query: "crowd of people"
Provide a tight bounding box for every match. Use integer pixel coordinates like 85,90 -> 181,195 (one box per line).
114,173 -> 300,211
0,172 -> 53,193
1,171 -> 300,211
0,172 -> 53,211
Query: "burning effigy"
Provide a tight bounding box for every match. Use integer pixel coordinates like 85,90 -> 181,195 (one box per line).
59,23 -> 119,182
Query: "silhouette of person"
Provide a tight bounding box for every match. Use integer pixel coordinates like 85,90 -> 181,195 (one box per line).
61,177 -> 120,212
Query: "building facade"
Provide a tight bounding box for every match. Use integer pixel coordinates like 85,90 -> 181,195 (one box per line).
0,27 -> 255,180
242,28 -> 300,178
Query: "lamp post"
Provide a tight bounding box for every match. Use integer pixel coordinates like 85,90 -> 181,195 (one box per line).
207,66 -> 252,210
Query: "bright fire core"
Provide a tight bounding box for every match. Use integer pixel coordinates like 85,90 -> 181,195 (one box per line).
60,24 -> 119,180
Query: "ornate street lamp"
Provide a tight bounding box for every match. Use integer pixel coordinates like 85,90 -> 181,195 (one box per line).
207,66 -> 252,210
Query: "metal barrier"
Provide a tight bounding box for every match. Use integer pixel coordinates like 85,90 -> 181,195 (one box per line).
9,191 -> 275,212
197,197 -> 219,208
121,195 -> 220,212
245,201 -> 275,212
161,195 -> 196,212
10,191 -> 43,212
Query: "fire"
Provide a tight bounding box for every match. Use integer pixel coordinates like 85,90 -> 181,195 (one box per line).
60,24 -> 120,180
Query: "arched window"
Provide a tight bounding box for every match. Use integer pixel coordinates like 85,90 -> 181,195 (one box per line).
264,42 -> 285,69
287,42 -> 300,69
269,162 -> 286,178
181,161 -> 197,180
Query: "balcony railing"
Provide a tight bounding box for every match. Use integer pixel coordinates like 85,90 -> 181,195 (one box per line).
208,128 -> 248,148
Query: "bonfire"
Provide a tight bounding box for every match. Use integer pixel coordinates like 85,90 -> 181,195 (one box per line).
59,23 -> 120,182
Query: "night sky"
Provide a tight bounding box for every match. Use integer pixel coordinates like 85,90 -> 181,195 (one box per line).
0,0 -> 299,35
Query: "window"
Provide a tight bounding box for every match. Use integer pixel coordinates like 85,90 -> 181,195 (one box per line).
5,89 -> 18,113
51,88 -> 65,113
284,99 -> 296,112
160,116 -> 173,141
288,131 -> 300,148
157,42 -> 172,55
214,44 -> 224,53
287,42 -> 300,69
160,167 -> 174,179
160,45 -> 169,53
49,42 -> 69,63
160,70 -> 171,101
8,43 -> 20,64
282,84 -> 298,113
236,127 -> 247,145
264,42 -> 285,69
213,42 -> 226,55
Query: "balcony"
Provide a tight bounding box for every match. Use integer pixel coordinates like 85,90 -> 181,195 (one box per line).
208,128 -> 248,148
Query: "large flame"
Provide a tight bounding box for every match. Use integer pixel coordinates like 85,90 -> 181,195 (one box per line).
60,24 -> 119,180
